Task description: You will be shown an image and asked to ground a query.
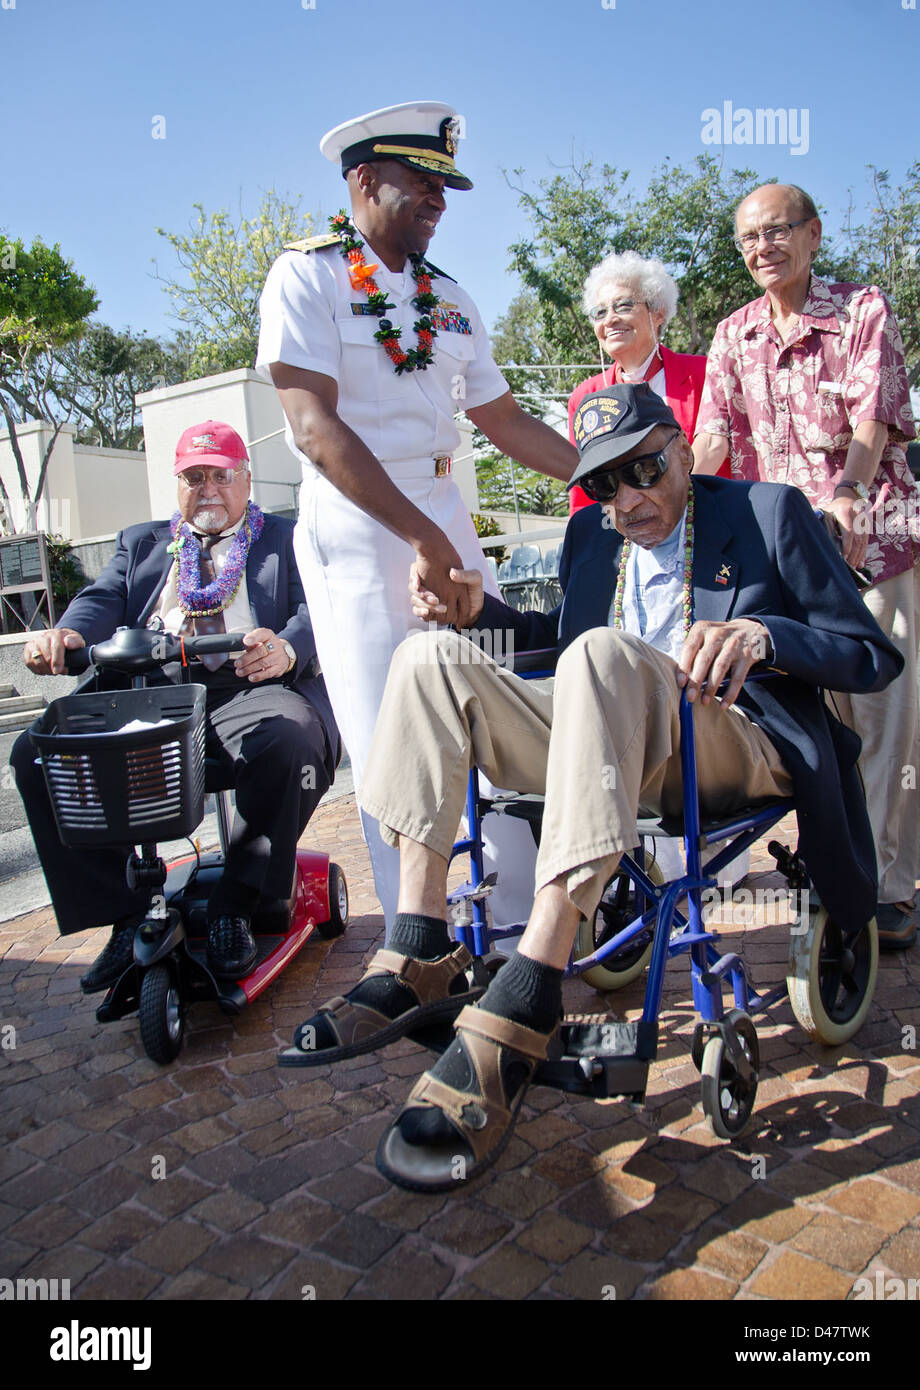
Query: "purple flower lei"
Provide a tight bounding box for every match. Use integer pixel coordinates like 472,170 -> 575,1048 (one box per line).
168,501 -> 264,616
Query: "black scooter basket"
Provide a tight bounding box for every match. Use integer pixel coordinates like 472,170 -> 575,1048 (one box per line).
30,684 -> 207,846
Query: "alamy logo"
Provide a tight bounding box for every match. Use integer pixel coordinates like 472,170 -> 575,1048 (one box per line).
701,101 -> 810,156
0,1277 -> 70,1300
49,1320 -> 151,1371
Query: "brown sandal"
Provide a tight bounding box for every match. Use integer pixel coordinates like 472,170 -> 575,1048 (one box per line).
375,1005 -> 550,1191
278,944 -> 480,1067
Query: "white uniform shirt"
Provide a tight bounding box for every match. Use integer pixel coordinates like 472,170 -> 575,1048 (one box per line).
153,516 -> 255,636
256,245 -> 508,468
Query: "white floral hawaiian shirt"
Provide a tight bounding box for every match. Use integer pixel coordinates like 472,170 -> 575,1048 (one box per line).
698,276 -> 920,584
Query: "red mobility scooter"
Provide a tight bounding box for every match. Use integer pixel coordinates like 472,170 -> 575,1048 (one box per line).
29,627 -> 348,1064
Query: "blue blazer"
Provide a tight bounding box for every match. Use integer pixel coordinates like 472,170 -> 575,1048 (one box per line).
477,476 -> 904,935
59,513 -> 339,758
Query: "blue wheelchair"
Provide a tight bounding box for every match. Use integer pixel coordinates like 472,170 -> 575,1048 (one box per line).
445,649 -> 879,1139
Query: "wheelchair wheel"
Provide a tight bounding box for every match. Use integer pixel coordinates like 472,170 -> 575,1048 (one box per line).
700,1009 -> 759,1139
574,852 -> 664,990
787,904 -> 878,1045
139,964 -> 184,1065
316,863 -> 349,940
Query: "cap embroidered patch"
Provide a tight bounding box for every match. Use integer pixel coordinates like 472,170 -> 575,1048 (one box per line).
572,396 -> 623,446
191,434 -> 218,450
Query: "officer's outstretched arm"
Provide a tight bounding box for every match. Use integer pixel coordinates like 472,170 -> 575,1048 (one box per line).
269,362 -> 477,626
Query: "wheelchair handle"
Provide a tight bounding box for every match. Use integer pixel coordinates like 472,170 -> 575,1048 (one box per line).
63,626 -> 247,675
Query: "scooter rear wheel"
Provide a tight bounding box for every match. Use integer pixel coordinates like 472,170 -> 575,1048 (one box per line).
139,963 -> 185,1065
316,863 -> 349,940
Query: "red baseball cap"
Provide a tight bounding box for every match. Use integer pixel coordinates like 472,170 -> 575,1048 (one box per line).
174,420 -> 250,476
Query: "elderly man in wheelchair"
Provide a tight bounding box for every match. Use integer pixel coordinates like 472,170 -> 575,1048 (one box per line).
284,383 -> 902,1191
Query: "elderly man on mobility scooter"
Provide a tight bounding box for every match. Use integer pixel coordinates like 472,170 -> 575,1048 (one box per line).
283,383 -> 901,1191
11,420 -> 338,985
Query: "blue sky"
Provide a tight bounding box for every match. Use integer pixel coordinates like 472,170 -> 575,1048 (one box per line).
2,0 -> 916,345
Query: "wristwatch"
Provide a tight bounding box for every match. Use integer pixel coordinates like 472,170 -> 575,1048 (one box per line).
280,640 -> 297,674
834,479 -> 870,503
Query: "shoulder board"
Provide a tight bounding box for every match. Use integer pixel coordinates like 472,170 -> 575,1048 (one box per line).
422,259 -> 457,284
283,233 -> 343,254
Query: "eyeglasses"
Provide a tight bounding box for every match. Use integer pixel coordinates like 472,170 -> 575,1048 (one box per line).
579,432 -> 679,503
733,219 -> 809,253
178,467 -> 247,488
587,298 -> 640,323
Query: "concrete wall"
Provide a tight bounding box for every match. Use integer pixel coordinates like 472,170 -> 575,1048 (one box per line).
137,367 -> 480,519
0,420 -> 149,542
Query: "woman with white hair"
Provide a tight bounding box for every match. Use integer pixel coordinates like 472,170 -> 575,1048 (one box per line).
568,251 -> 710,512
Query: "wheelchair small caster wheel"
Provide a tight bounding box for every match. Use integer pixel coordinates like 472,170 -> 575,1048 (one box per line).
787,905 -> 877,1044
316,863 -> 349,940
574,852 -> 664,990
139,964 -> 185,1065
700,1010 -> 759,1139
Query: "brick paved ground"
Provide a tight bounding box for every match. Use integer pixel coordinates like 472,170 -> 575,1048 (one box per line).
1,794 -> 919,1302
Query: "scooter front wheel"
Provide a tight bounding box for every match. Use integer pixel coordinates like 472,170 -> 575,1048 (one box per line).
139,963 -> 185,1065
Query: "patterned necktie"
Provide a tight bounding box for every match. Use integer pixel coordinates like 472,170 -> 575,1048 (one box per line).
185,534 -> 227,671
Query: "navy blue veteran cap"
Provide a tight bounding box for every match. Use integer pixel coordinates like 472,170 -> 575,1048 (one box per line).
568,383 -> 681,490
320,101 -> 473,191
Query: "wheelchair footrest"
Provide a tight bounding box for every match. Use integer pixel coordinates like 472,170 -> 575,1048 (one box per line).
534,1018 -> 657,1099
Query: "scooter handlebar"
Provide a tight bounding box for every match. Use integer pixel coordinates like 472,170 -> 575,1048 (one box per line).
64,627 -> 247,675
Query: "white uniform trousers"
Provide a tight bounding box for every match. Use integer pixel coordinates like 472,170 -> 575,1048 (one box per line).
294,460 -> 538,927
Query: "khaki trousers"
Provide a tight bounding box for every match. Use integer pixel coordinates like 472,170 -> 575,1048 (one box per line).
830,564 -> 920,905
360,628 -> 792,922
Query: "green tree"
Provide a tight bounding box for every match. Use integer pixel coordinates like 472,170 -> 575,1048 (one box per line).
154,190 -> 314,377
0,235 -> 98,533
842,163 -> 920,389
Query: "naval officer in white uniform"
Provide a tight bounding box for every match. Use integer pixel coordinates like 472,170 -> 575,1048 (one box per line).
257,101 -> 578,927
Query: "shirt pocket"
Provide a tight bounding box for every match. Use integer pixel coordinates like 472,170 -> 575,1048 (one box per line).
336,314 -> 404,402
432,329 -> 477,402
814,378 -> 850,438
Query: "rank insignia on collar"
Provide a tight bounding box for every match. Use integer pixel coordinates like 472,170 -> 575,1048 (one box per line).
715,562 -> 732,586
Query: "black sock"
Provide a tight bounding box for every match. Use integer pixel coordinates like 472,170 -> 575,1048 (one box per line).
208,877 -> 259,922
386,912 -> 452,961
398,953 -> 563,1148
293,913 -> 461,1052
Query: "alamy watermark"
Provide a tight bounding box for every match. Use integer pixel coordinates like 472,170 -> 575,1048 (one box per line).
701,102 -> 810,157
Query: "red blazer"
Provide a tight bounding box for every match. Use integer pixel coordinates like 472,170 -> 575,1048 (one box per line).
567,345 -> 715,513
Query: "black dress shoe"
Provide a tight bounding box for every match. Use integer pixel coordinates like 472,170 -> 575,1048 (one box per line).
206,916 -> 257,979
80,918 -> 138,994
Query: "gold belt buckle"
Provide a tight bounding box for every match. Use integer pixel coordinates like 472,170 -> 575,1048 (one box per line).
434,455 -> 452,477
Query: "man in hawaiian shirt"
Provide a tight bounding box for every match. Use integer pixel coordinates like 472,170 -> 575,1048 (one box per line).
693,182 -> 920,949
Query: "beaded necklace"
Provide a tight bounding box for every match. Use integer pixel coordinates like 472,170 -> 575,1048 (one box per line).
612,486 -> 695,635
330,211 -> 440,374
167,501 -> 264,617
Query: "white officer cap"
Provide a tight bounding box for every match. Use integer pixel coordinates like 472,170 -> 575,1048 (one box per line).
320,100 -> 473,190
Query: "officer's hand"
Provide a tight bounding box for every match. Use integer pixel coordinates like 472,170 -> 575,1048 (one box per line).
827,494 -> 870,570
409,564 -> 485,627
23,629 -> 85,676
234,628 -> 288,683
414,540 -> 475,627
677,619 -> 771,709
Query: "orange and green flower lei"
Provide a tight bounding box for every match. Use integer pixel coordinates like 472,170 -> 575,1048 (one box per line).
330,211 -> 439,374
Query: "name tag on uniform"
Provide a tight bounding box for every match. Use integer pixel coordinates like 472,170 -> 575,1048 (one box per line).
350,303 -> 380,316
818,380 -> 844,393
431,307 -> 472,334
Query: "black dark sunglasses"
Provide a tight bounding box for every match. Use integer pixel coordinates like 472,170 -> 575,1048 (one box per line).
579,431 -> 680,503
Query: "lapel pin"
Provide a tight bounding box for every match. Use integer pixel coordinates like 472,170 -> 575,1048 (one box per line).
715,562 -> 732,587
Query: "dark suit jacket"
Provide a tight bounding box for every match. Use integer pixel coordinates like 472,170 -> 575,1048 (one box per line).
60,513 -> 338,757
477,476 -> 904,935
